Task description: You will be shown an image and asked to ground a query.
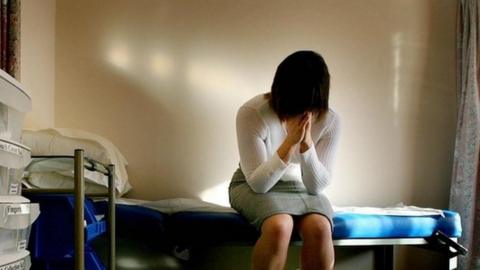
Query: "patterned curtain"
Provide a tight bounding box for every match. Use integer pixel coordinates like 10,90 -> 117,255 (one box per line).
0,0 -> 20,79
450,0 -> 480,269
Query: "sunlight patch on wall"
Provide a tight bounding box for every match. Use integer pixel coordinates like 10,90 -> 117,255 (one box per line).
151,51 -> 174,79
392,32 -> 403,127
107,43 -> 130,70
186,58 -> 251,101
199,180 -> 230,207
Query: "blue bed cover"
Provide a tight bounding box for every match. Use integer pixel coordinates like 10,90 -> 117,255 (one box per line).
94,202 -> 461,247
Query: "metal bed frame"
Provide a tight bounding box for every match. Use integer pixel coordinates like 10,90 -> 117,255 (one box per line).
331,234 -> 465,270
23,149 -> 116,270
186,233 -> 465,270
205,232 -> 465,270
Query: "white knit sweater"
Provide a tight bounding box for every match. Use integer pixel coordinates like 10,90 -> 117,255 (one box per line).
236,94 -> 340,195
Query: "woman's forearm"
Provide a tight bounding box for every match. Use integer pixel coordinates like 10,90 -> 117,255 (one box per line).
277,138 -> 297,164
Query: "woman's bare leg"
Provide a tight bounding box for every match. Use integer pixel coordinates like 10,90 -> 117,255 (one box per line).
297,214 -> 334,270
252,214 -> 294,270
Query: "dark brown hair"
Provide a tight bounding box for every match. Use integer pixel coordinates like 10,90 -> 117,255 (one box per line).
268,50 -> 330,120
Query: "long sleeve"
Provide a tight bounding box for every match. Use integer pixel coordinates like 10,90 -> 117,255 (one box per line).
236,106 -> 288,193
299,114 -> 340,195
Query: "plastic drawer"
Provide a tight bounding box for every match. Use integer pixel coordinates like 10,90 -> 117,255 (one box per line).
0,196 -> 39,256
0,250 -> 31,270
0,166 -> 24,195
0,139 -> 30,196
0,105 -> 25,142
0,69 -> 31,142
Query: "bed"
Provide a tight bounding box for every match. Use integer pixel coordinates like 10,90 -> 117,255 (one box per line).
94,198 -> 465,270
21,150 -> 467,270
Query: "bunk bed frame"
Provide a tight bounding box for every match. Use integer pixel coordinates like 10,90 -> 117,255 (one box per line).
23,149 -> 116,270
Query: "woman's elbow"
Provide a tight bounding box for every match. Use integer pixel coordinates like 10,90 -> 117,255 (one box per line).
246,178 -> 269,194
306,187 -> 323,195
306,177 -> 331,195
252,186 -> 269,194
249,184 -> 269,194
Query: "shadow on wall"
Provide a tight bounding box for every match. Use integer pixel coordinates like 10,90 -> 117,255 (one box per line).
408,0 -> 456,209
402,1 -> 456,270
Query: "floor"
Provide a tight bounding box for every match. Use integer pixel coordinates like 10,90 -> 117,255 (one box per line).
92,237 -> 377,270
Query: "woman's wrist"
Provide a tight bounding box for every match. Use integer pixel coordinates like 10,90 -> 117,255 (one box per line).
278,138 -> 297,164
284,136 -> 299,148
299,139 -> 313,153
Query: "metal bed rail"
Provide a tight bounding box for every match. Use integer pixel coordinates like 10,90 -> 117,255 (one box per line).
22,149 -> 116,270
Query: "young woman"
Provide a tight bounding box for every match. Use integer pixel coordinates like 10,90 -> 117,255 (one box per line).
229,50 -> 340,270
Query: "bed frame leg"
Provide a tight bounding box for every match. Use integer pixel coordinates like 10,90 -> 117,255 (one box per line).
449,255 -> 457,270
374,245 -> 394,270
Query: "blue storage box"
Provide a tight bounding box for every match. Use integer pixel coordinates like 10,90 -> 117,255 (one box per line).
31,247 -> 104,270
24,194 -> 106,262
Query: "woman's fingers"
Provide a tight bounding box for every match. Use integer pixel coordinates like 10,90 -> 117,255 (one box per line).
306,113 -> 312,129
301,113 -> 310,127
299,114 -> 310,140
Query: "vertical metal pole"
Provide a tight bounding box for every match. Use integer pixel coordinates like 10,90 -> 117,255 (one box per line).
74,149 -> 85,270
374,245 -> 394,270
385,245 -> 394,270
108,164 -> 116,270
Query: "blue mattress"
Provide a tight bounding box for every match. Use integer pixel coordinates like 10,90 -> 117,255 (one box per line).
94,202 -> 462,247
332,210 -> 461,239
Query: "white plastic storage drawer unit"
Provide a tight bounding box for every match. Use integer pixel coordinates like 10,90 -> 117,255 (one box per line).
0,250 -> 31,270
0,196 -> 39,256
0,139 -> 30,195
0,69 -> 31,142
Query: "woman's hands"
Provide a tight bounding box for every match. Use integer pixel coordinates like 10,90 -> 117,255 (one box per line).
299,113 -> 313,153
277,112 -> 313,163
284,113 -> 309,145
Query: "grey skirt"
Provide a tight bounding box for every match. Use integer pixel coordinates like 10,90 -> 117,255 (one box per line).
229,167 -> 333,231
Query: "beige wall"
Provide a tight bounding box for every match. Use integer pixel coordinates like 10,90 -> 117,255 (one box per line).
56,0 -> 456,208
21,0 -> 56,129
54,0 -> 456,269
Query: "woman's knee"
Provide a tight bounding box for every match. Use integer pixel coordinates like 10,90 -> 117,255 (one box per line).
261,214 -> 294,242
298,214 -> 332,241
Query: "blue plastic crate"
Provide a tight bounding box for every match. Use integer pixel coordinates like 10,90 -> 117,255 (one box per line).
24,194 -> 107,260
31,246 -> 105,270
